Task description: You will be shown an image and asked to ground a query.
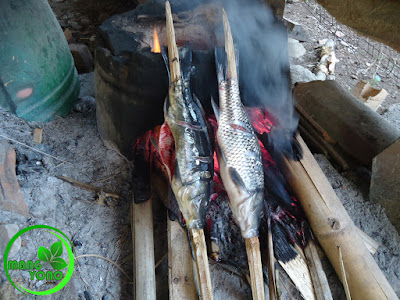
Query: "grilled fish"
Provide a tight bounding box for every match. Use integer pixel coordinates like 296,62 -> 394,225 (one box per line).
212,48 -> 264,239
162,47 -> 213,229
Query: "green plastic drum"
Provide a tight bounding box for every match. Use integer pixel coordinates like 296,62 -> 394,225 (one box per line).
0,0 -> 80,122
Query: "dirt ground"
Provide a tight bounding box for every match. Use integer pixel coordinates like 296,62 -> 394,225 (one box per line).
0,0 -> 399,299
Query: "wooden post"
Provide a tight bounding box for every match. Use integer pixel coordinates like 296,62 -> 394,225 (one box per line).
282,135 -> 398,300
132,197 -> 156,300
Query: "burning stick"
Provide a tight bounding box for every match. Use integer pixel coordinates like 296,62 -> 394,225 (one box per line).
165,2 -> 214,300
214,9 -> 267,300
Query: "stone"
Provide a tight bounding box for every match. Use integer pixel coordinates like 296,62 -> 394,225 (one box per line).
64,28 -> 73,43
290,65 -> 317,84
0,224 -> 21,259
69,44 -> 94,74
81,17 -> 91,26
288,38 -> 306,59
0,141 -> 29,216
370,138 -> 400,233
68,20 -> 82,31
284,18 -> 310,42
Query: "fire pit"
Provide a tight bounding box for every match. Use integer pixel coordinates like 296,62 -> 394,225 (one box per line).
94,1 -> 399,299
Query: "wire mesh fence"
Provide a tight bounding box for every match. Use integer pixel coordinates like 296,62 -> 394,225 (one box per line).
302,0 -> 400,83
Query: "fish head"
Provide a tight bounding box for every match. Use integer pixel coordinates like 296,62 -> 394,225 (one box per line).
171,170 -> 212,230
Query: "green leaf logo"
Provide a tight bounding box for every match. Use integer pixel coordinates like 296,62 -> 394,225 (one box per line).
50,241 -> 63,257
50,257 -> 67,270
38,247 -> 52,262
37,241 -> 67,270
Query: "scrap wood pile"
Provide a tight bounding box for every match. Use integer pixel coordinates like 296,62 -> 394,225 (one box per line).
131,2 -> 399,300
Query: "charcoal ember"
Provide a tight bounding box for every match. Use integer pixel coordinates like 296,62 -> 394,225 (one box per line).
206,194 -> 248,270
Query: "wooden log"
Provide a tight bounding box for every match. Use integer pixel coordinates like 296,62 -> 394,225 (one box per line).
131,196 -> 156,300
168,218 -> 198,299
293,81 -> 400,167
281,135 -> 398,300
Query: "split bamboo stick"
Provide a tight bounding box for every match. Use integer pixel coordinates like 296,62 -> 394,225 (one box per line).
131,196 -> 156,300
168,217 -> 198,299
165,3 -> 213,299
222,8 -> 266,300
282,135 -> 398,300
303,240 -> 333,300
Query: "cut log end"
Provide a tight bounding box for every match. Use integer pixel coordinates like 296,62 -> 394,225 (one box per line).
222,8 -> 238,80
190,228 -> 214,300
245,237 -> 265,300
165,1 -> 181,82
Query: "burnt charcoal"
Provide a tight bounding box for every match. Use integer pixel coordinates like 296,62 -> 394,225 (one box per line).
270,222 -> 298,263
207,195 -> 248,270
132,156 -> 151,204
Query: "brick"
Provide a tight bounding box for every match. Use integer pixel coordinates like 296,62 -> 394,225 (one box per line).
0,141 -> 28,216
370,138 -> 400,233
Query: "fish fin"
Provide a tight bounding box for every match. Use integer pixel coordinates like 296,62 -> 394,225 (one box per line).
211,96 -> 220,120
179,47 -> 193,81
149,135 -> 160,153
228,167 -> 248,192
215,47 -> 227,82
163,96 -> 170,116
193,94 -> 206,117
161,46 -> 171,83
234,46 -> 239,79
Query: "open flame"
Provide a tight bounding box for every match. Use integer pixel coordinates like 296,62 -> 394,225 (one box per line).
151,27 -> 161,53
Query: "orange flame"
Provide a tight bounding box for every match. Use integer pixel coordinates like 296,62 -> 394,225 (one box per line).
152,27 -> 161,53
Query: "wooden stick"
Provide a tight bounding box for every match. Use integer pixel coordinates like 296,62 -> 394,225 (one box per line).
338,246 -> 351,300
190,229 -> 214,300
56,175 -> 119,198
266,223 -> 278,300
165,1 -> 180,82
356,227 -> 379,255
245,237 -> 266,300
131,196 -> 156,300
281,135 -> 398,300
303,240 -> 333,300
168,218 -> 198,299
279,248 -> 315,300
222,8 -> 237,80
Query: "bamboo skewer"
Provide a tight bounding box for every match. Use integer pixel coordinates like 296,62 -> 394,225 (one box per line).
131,196 -> 156,300
222,9 -> 266,300
165,2 -> 214,299
282,135 -> 399,300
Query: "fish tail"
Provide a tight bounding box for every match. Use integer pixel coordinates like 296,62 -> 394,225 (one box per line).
215,47 -> 227,84
178,46 -> 193,82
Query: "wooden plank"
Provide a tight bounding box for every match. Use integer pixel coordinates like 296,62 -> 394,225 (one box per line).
168,218 -> 198,299
132,197 -> 156,300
